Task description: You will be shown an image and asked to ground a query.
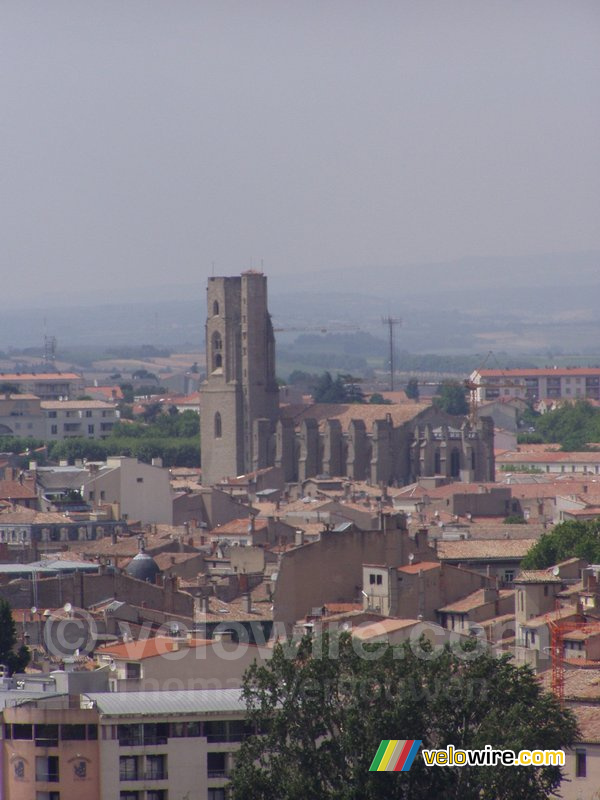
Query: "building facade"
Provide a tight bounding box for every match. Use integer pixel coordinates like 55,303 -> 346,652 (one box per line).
471,368 -> 600,403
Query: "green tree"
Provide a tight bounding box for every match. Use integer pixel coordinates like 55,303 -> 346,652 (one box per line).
405,378 -> 420,400
521,519 -> 600,569
503,514 -> 527,524
0,599 -> 30,675
231,632 -> 577,800
313,372 -> 349,403
368,393 -> 391,405
433,380 -> 469,416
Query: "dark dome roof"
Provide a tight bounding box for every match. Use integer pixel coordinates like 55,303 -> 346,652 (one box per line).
125,552 -> 161,582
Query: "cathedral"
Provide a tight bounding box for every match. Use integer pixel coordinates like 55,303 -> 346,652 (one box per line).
200,272 -> 495,487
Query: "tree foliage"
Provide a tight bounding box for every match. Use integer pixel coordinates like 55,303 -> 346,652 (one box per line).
405,378 -> 420,400
521,519 -> 600,569
533,401 -> 600,451
432,380 -> 469,416
0,599 -> 30,675
312,372 -> 363,404
231,632 -> 578,800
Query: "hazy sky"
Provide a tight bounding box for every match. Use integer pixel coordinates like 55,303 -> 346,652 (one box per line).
2,1 -> 599,305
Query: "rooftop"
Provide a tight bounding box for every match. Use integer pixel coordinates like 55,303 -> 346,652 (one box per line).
437,589 -> 515,615
83,688 -> 245,716
437,538 -> 537,561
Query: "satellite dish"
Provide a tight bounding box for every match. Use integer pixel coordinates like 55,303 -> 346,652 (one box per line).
30,606 -> 37,615
408,553 -> 415,564
63,602 -> 73,614
552,566 -> 560,577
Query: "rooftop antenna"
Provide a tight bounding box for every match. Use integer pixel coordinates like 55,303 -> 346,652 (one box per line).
381,316 -> 401,391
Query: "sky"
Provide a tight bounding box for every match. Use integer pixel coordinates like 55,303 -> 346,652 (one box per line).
2,1 -> 599,307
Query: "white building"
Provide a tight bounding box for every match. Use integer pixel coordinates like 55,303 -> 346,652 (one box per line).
42,400 -> 119,440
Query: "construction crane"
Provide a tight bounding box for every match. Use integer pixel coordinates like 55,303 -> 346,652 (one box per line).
546,605 -> 600,704
464,351 -> 523,423
272,324 -> 360,333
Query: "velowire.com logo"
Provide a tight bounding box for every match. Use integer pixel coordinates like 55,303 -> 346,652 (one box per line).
369,740 -> 422,772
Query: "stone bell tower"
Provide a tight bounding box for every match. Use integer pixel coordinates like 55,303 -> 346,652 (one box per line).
200,271 -> 279,485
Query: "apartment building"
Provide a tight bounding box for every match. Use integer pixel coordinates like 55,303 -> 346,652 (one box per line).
470,367 -> 600,403
0,373 -> 85,400
1,689 -> 247,800
42,401 -> 119,440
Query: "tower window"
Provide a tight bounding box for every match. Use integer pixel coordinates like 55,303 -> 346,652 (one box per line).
213,300 -> 220,316
212,332 -> 223,371
214,412 -> 222,439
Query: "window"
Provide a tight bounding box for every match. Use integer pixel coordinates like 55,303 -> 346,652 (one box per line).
146,754 -> 167,779
118,724 -> 142,746
214,412 -> 222,439
100,490 -> 105,501
36,794 -> 60,800
136,477 -> 143,483
35,724 -> 59,747
213,300 -> 220,315
207,752 -> 226,778
119,755 -> 139,781
126,662 -> 141,680
36,755 -> 59,782
12,723 -> 33,740
61,724 -> 86,740
50,425 -> 58,435
48,411 -> 57,418
205,721 -> 227,743
120,793 -> 141,800
369,574 -> 375,585
575,748 -> 587,777
88,425 -> 95,434
85,410 -> 93,417
212,332 -> 223,370
147,792 -> 167,800
504,570 -> 515,583
143,723 -> 168,746
376,574 -> 383,585
208,789 -> 226,800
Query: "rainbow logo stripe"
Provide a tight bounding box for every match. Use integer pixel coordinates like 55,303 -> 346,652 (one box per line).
369,739 -> 422,772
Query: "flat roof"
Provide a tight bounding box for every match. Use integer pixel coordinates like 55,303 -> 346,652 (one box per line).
84,689 -> 245,716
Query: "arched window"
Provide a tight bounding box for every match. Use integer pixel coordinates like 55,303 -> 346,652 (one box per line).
213,300 -> 220,316
471,450 -> 476,471
434,449 -> 441,474
214,412 -> 222,439
212,332 -> 223,371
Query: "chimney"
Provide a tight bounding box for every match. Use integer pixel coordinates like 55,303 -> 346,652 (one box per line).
151,457 -> 163,468
483,587 -> 498,604
242,593 -> 252,613
111,531 -> 118,546
295,529 -> 304,546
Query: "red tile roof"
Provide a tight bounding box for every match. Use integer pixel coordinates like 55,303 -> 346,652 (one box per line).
95,636 -> 212,660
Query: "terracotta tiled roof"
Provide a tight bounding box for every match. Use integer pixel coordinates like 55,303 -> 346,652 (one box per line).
41,400 -> 117,410
0,372 -> 82,380
478,368 -> 600,378
437,589 -> 515,615
571,705 -> 600,743
498,451 -> 600,464
212,518 -> 267,535
0,507 -> 68,524
279,401 -> 430,431
0,480 -> 37,500
437,538 -> 538,561
514,569 -> 563,584
397,561 -> 440,574
96,636 -> 211,660
352,618 -> 421,640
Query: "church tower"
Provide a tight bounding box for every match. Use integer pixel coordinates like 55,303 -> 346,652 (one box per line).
200,271 -> 279,485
